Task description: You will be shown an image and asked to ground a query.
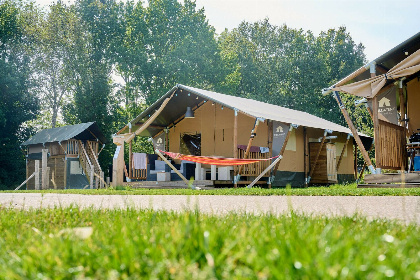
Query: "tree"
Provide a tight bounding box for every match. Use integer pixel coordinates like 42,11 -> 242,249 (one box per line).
218,21 -> 367,128
0,1 -> 39,189
111,0 -> 223,105
33,2 -> 79,128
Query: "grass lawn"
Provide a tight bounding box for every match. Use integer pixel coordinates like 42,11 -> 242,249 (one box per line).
10,183 -> 420,196
1,207 -> 419,279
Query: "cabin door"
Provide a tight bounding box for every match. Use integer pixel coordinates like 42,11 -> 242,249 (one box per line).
326,143 -> 337,182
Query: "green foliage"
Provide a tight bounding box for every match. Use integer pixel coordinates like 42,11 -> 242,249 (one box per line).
0,1 -> 39,189
218,21 -> 367,127
0,207 -> 419,278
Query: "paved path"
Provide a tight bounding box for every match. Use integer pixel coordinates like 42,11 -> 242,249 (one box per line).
1,193 -> 419,224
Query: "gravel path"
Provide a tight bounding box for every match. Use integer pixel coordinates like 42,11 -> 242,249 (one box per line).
1,193 -> 419,224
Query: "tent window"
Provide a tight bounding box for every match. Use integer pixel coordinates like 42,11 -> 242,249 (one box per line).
180,133 -> 201,156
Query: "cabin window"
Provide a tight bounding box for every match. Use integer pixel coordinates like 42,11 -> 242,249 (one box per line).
285,130 -> 296,151
70,161 -> 83,175
180,133 -> 201,156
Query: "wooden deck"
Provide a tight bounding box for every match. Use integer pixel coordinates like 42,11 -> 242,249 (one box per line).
125,180 -> 215,189
358,183 -> 420,188
124,179 -> 269,189
359,172 -> 420,188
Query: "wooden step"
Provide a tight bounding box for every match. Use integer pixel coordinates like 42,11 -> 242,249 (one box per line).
364,173 -> 420,184
358,183 -> 420,188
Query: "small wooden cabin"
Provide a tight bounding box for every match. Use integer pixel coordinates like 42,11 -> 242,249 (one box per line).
322,31 -> 420,186
22,122 -> 106,189
113,85 -> 371,187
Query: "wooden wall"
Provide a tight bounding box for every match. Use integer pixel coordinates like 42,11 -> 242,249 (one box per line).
26,156 -> 66,189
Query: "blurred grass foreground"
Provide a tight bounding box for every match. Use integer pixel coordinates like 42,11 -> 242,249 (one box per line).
1,206 -> 419,279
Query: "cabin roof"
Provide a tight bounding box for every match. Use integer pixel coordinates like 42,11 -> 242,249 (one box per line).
22,122 -> 107,146
118,84 -> 370,140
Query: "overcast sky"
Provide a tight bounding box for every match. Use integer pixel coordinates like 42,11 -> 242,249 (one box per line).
35,0 -> 419,61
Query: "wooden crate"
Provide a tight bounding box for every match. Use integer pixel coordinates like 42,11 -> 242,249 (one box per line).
309,142 -> 337,184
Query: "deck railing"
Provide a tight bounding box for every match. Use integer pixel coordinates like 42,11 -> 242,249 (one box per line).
66,139 -> 79,156
78,140 -> 94,186
237,148 -> 270,177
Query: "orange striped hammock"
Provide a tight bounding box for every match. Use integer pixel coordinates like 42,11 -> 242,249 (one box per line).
160,150 -> 279,166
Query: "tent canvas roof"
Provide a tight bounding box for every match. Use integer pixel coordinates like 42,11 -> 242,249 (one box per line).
119,84 -> 370,139
328,31 -> 420,89
22,122 -> 107,146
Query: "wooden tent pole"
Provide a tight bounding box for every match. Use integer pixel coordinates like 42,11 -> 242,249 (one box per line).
238,118 -> 262,175
247,156 -> 282,188
336,134 -> 351,171
332,91 -> 376,174
354,142 -> 358,179
233,109 -> 238,188
125,93 -> 174,143
358,161 -> 367,181
372,95 -> 381,171
399,78 -> 409,139
267,120 -> 273,188
128,124 -> 132,179
370,69 -> 381,173
307,130 -> 328,184
272,124 -> 293,174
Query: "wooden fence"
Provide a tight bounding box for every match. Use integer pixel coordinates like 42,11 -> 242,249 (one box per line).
377,120 -> 406,170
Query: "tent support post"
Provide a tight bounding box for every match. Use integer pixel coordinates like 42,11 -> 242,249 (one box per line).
247,156 -> 282,188
354,142 -> 358,179
128,123 -> 132,179
372,95 -> 381,173
267,120 -> 273,188
237,117 -> 263,180
337,134 -> 351,171
233,109 -> 238,188
307,130 -> 328,184
272,124 -> 293,175
304,127 -> 309,187
125,93 -> 174,143
332,91 -> 375,174
370,68 -> 382,174
155,149 -> 194,189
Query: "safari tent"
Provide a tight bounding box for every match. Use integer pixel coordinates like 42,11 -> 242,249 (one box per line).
322,31 -> 420,186
113,85 -> 371,187
22,122 -> 107,189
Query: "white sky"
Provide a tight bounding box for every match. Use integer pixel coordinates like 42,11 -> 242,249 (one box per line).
35,0 -> 420,61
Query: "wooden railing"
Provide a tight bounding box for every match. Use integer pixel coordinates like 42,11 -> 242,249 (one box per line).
86,141 -> 102,174
131,168 -> 147,180
78,140 -> 94,186
237,148 -> 270,177
66,139 -> 79,156
377,120 -> 406,170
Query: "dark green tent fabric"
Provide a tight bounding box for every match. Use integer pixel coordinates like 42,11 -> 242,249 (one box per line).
22,122 -> 107,146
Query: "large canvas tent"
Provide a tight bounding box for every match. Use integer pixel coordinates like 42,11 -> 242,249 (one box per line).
322,31 -> 420,185
22,122 -> 107,189
113,85 -> 371,187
